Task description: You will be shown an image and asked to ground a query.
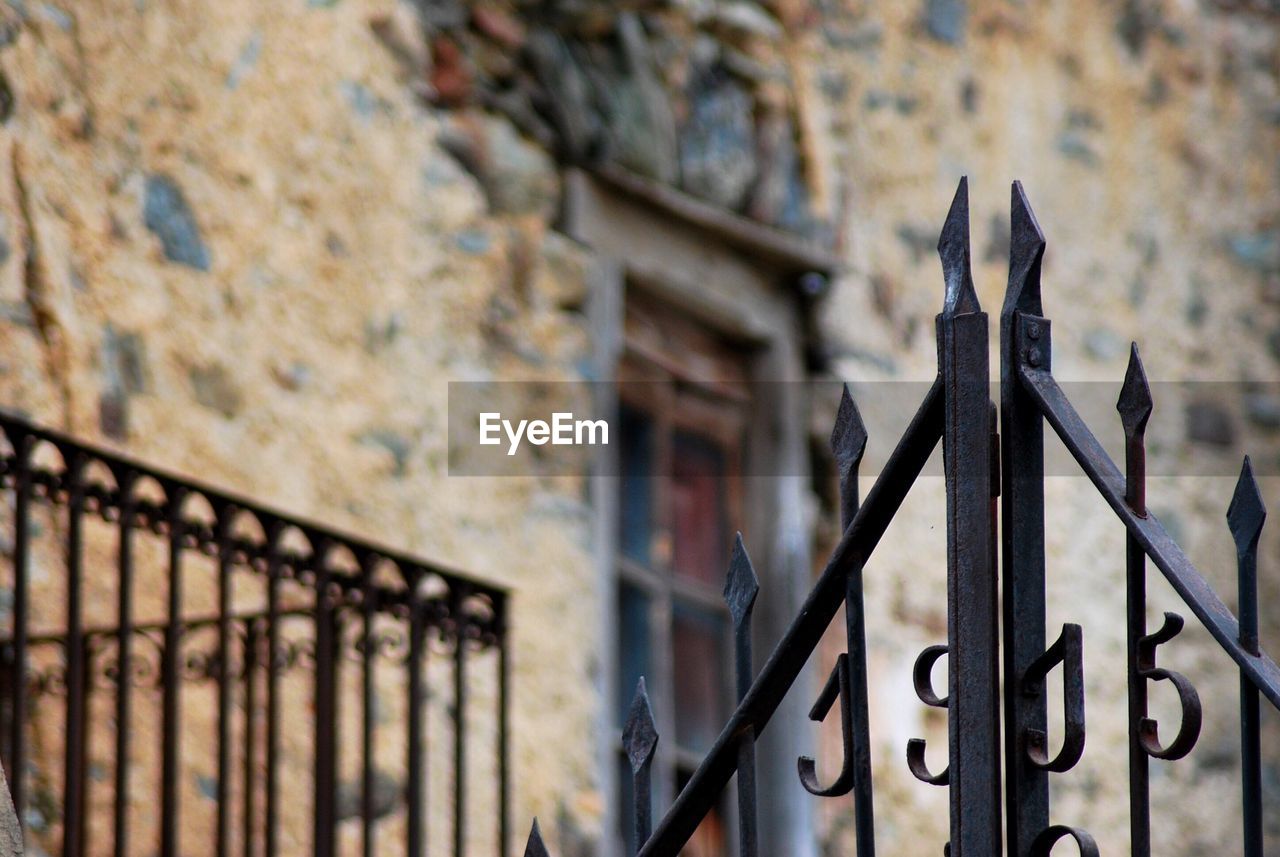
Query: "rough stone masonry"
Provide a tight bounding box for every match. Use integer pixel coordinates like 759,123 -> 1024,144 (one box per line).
0,0 -> 1273,855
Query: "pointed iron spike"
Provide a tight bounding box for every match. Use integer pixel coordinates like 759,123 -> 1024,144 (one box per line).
524,818 -> 551,857
1228,456 -> 1266,556
938,177 -> 979,316
1004,180 -> 1046,317
723,532 -> 760,628
622,678 -> 659,773
830,384 -> 868,471
1116,343 -> 1153,439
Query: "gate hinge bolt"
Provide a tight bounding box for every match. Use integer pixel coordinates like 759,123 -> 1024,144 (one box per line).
1026,347 -> 1043,367
1026,321 -> 1042,339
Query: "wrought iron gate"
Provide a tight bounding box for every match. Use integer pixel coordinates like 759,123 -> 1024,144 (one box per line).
526,179 -> 1279,857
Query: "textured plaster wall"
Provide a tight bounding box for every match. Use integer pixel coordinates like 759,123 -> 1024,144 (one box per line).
0,0 -> 1274,855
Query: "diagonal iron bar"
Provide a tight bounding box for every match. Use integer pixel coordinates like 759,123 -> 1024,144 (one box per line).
1019,364 -> 1280,709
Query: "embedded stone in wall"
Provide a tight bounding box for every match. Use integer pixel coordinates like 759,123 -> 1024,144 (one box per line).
602,14 -> 679,184
680,70 -> 757,210
142,174 -> 210,271
923,0 -> 966,44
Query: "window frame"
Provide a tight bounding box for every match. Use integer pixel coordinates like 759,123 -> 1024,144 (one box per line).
568,166 -> 831,857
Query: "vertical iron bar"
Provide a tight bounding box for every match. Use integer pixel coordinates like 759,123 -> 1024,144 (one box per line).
216,506 -> 235,857
1228,458 -> 1265,857
407,573 -> 426,857
496,595 -> 509,857
313,544 -> 338,857
77,635 -> 93,857
1000,181 -> 1049,857
114,471 -> 137,857
265,528 -> 281,857
361,558 -> 376,857
937,178 -> 1001,857
453,589 -> 469,857
724,535 -> 759,857
1118,344 -> 1153,857
8,432 -> 30,825
62,456 -> 86,857
832,386 -> 875,856
244,620 -> 259,857
161,486 -> 186,857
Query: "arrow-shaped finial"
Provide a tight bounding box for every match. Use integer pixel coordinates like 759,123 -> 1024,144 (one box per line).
1004,180 -> 1046,318
1228,456 -> 1266,557
831,384 -> 868,477
939,177 -> 979,316
524,818 -> 551,857
830,384 -> 867,529
1117,343 -> 1153,441
723,533 -> 760,628
622,678 -> 659,773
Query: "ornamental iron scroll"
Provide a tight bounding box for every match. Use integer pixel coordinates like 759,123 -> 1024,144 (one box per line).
526,178 -> 1279,857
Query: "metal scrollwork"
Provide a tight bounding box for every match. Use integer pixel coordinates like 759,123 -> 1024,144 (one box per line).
797,653 -> 854,797
1020,623 -> 1085,773
907,644 -> 949,786
1136,611 -> 1202,760
1029,825 -> 1100,857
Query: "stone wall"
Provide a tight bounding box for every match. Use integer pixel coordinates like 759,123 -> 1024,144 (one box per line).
0,0 -> 1273,854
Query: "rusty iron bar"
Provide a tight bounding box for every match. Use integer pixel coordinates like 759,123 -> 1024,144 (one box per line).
1000,181 -> 1052,857
937,178 -> 1001,857
407,569 -> 427,857
264,518 -> 283,857
361,554 -> 377,857
1119,342 -> 1155,857
61,454 -> 87,857
161,485 -> 187,857
832,384 -> 876,856
724,534 -> 759,857
215,502 -> 235,857
1228,457 -> 1265,857
114,469 -> 138,857
7,431 -> 30,826
454,585 -> 470,857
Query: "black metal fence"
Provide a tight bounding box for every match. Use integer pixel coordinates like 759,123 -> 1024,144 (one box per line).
526,179 -> 1278,857
0,412 -> 508,856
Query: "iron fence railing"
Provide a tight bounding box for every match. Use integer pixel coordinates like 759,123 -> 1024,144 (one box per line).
0,412 -> 508,857
525,179 -> 1279,857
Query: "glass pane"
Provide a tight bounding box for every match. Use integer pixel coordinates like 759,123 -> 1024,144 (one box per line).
671,603 -> 725,754
619,406 -> 654,565
670,430 -> 727,587
617,582 -> 652,727
677,767 -> 727,857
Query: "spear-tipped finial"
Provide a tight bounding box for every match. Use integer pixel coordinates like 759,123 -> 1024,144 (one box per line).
1228,456 -> 1266,558
524,819 -> 551,857
830,384 -> 867,529
939,177 -> 979,316
622,678 -> 659,773
723,533 -> 760,628
1117,343 -> 1153,440
830,384 -> 868,478
1004,180 -> 1046,318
